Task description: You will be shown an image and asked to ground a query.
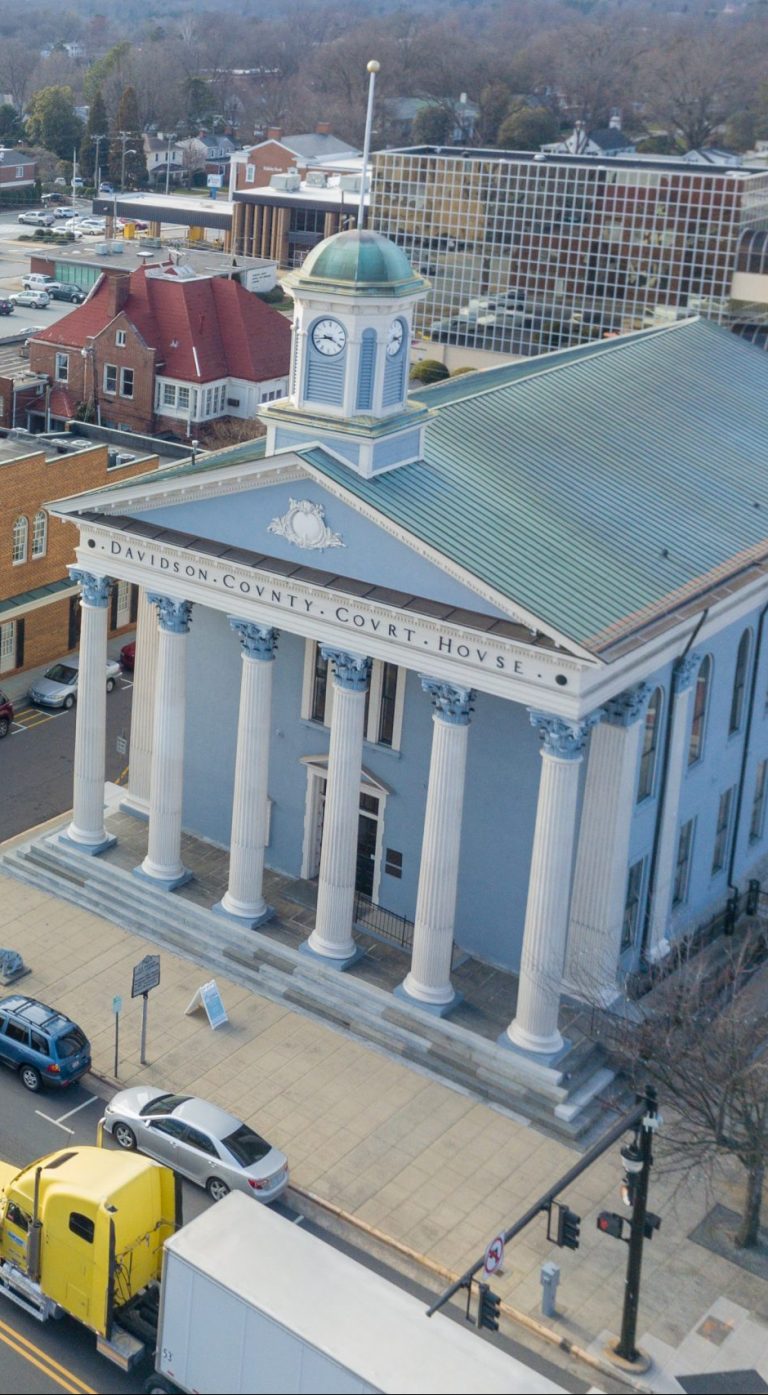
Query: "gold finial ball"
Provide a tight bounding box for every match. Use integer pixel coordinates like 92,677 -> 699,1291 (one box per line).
367,60 -> 380,74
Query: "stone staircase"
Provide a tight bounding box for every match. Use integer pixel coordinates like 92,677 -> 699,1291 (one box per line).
1,832 -> 626,1143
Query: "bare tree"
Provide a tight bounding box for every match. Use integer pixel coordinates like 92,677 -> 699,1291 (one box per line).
647,27 -> 742,152
0,38 -> 39,113
596,927 -> 768,1249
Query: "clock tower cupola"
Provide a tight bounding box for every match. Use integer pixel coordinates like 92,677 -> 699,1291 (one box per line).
260,229 -> 432,479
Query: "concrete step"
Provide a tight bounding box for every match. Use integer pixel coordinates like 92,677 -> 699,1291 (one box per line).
1,834 -> 620,1143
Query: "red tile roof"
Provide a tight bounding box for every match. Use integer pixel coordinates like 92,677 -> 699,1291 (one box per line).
48,386 -> 76,418
32,265 -> 291,385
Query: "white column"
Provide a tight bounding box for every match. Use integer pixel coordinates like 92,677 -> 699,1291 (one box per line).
647,654 -> 700,959
505,711 -> 597,1057
136,595 -> 192,890
216,620 -> 277,926
63,569 -> 114,854
122,587 -> 158,817
306,648 -> 371,966
398,679 -> 473,1012
565,685 -> 651,1003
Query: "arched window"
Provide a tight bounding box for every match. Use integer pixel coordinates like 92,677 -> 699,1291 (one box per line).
729,630 -> 752,734
688,655 -> 712,765
12,515 -> 28,565
637,687 -> 663,802
31,510 -> 47,559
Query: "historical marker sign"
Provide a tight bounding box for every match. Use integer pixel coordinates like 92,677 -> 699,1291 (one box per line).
131,954 -> 161,998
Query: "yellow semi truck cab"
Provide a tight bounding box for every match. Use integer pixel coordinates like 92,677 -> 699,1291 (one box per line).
0,1146 -> 178,1368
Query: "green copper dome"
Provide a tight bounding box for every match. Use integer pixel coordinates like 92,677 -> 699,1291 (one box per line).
283,229 -> 428,299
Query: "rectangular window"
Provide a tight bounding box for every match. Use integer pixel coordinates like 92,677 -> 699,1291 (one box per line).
384,848 -> 402,878
621,859 -> 645,951
177,386 -> 190,410
54,352 -> 68,383
163,383 -> 176,407
103,364 -> 117,394
246,163 -> 255,182
712,787 -> 735,874
204,388 -> 213,414
310,645 -> 328,722
672,819 -> 695,906
120,367 -> 134,398
116,330 -> 126,348
377,663 -> 399,747
750,760 -> 768,843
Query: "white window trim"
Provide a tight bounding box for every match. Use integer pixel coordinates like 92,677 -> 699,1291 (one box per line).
120,366 -> 134,399
300,757 -> 388,902
31,511 -> 47,559
301,640 -> 404,751
116,329 -> 127,348
246,163 -> 255,182
54,352 -> 68,383
103,364 -> 117,395
12,516 -> 28,565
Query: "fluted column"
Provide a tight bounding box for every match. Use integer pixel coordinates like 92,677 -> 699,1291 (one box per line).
122,588 -> 159,818
216,620 -> 278,927
63,569 -> 114,854
398,679 -> 474,1014
647,654 -> 700,960
504,711 -> 598,1057
305,648 -> 371,967
565,684 -> 651,1003
135,596 -> 192,890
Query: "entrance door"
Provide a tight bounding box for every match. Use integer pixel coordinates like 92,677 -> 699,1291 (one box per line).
0,622 -> 15,675
356,795 -> 378,897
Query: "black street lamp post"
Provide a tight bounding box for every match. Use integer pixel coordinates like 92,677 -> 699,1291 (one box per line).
613,1085 -> 659,1365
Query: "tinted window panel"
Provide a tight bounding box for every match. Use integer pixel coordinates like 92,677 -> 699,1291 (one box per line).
222,1125 -> 271,1167
57,1029 -> 87,1058
140,1094 -> 191,1118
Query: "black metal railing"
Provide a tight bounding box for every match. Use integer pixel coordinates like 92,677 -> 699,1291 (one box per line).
353,890 -> 413,953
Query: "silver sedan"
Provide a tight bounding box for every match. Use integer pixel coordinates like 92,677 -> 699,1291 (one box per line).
29,654 -> 122,710
101,1088 -> 289,1203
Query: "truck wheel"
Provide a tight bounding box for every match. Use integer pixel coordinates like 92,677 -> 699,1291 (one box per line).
206,1177 -> 230,1202
20,1064 -> 41,1092
145,1380 -> 175,1394
113,1122 -> 137,1150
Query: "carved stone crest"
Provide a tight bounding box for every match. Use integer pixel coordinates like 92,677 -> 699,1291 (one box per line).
268,498 -> 345,551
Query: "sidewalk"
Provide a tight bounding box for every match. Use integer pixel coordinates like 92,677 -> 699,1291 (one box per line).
1,859 -> 766,1393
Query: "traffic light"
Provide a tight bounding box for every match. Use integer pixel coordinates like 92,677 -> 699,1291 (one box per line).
597,1211 -> 625,1239
477,1283 -> 501,1332
555,1204 -> 581,1250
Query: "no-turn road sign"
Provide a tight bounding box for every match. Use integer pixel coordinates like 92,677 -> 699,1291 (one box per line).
483,1234 -> 505,1277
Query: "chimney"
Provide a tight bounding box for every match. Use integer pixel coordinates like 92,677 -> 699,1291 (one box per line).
315,121 -> 331,136
104,268 -> 131,319
266,126 -> 283,141
609,110 -> 622,130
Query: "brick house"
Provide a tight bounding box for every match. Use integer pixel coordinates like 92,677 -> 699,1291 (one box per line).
0,146 -> 36,204
0,437 -> 156,679
231,125 -> 360,193
27,262 -> 291,438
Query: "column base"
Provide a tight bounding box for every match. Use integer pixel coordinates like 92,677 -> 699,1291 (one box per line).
119,796 -> 150,822
498,1025 -> 571,1067
394,982 -> 463,1018
212,899 -> 274,931
133,863 -> 192,892
299,938 -> 365,971
59,829 -> 116,857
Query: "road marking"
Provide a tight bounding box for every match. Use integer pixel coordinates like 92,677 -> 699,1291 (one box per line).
116,764 -> 129,786
0,1318 -> 95,1393
55,1095 -> 98,1123
34,1111 -> 75,1134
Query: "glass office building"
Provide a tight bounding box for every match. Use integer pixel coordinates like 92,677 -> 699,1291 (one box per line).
370,147 -> 768,356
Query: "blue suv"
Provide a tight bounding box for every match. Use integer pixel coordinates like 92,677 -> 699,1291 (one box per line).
0,996 -> 91,1092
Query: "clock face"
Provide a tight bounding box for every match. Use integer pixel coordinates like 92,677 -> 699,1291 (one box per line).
386,319 -> 405,356
312,318 -> 347,356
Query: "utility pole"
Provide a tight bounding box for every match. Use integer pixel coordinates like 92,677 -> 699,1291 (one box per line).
612,1086 -> 659,1366
91,131 -> 107,192
119,131 -> 137,191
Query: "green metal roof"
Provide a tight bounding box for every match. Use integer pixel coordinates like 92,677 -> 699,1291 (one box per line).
283,230 -> 428,299
299,320 -> 768,652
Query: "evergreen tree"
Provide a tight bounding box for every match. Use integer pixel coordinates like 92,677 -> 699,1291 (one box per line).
108,86 -> 144,188
25,87 -> 83,161
80,90 -> 109,185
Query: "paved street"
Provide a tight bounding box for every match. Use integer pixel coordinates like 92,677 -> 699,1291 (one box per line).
0,664 -> 133,843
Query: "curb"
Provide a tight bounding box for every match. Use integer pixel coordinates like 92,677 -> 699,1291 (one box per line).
290,1185 -> 654,1394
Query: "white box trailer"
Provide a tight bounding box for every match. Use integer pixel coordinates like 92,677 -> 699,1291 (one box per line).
149,1192 -> 564,1395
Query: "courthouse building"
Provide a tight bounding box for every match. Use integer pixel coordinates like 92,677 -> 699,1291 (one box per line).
47,229 -> 768,1065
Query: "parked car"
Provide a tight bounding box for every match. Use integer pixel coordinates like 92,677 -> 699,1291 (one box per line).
98,181 -> 115,194
41,191 -> 67,205
0,994 -> 91,1092
76,218 -> 107,235
10,290 -> 50,308
49,284 -> 86,304
117,217 -> 149,231
0,298 -> 13,317
54,206 -> 75,219
29,654 -> 122,710
120,641 -> 135,671
17,210 -> 55,227
22,273 -> 57,292
102,1089 -> 289,1203
0,689 -> 13,737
